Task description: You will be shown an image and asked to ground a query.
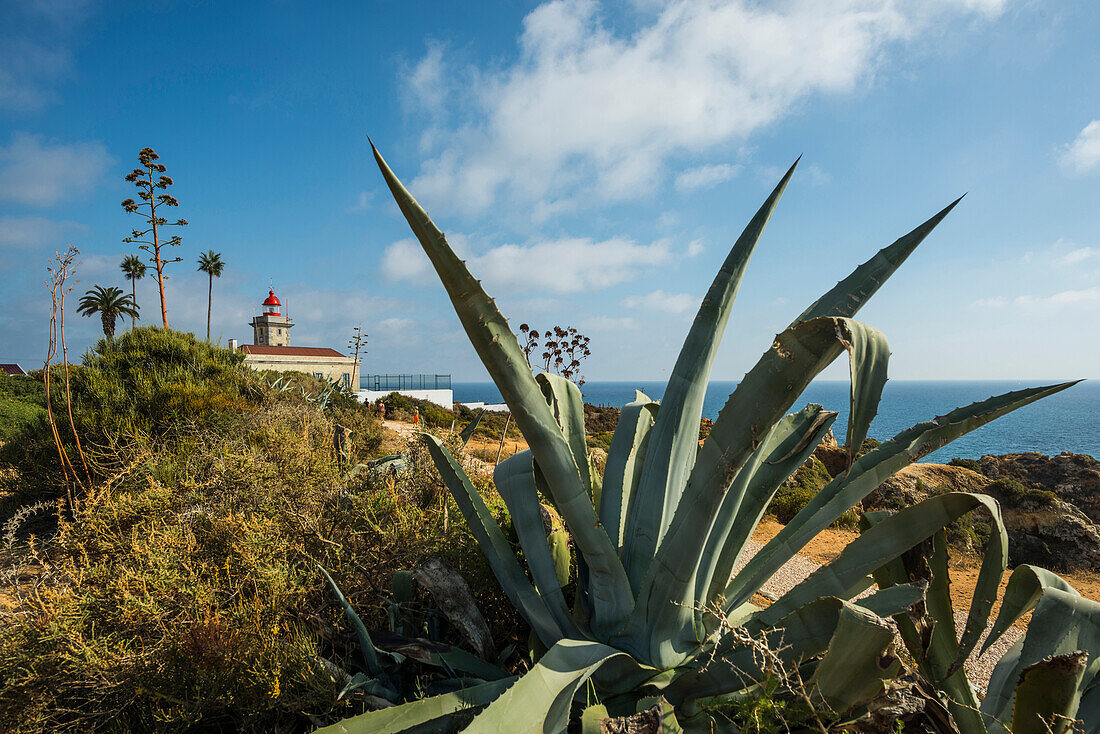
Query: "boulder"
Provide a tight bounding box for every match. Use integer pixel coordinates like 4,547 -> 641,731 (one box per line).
869,462 -> 1100,572
977,452 -> 1100,524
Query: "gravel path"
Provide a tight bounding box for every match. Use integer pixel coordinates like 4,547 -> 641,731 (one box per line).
734,539 -> 1021,690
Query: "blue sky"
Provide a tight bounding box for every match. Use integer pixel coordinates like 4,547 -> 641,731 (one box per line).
1,0 -> 1098,383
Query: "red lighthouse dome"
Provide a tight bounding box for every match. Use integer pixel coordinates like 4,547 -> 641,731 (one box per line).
262,289 -> 281,315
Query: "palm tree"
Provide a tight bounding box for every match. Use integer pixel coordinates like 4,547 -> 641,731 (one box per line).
77,286 -> 140,340
119,254 -> 147,330
196,250 -> 225,342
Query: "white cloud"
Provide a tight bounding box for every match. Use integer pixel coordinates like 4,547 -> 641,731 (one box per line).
973,296 -> 1008,308
381,238 -> 434,284
583,315 -> 639,331
1060,120 -> 1100,175
383,234 -> 671,293
404,0 -> 1005,216
622,289 -> 697,313
0,133 -> 113,206
675,163 -> 741,192
1015,288 -> 1100,307
1056,246 -> 1099,266
0,216 -> 85,248
686,239 -> 704,257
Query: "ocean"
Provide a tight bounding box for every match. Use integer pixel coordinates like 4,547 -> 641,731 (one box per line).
452,380 -> 1099,463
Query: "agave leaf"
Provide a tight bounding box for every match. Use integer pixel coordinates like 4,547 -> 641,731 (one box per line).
667,585 -> 924,704
697,405 -> 838,630
982,565 -> 1079,656
493,450 -> 578,637
755,492 -> 1003,628
430,646 -> 512,682
372,143 -> 634,634
807,603 -> 900,712
463,639 -> 627,734
311,677 -> 516,734
458,408 -> 485,449
600,390 -> 658,552
792,197 -> 962,325
1011,651 -> 1088,734
624,160 -> 798,592
581,703 -> 611,733
630,317 -> 887,666
839,320 -> 890,466
982,588 -> 1100,731
864,517 -> 986,733
317,565 -> 384,678
1077,682 -> 1100,734
722,381 -> 1075,615
544,503 -> 572,588
420,434 -> 565,647
536,372 -> 593,499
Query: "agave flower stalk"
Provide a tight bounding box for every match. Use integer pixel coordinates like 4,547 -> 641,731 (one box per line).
319,144 -> 1081,733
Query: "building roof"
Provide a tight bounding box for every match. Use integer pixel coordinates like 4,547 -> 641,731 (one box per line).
1,363 -> 26,376
239,345 -> 349,358
263,289 -> 281,306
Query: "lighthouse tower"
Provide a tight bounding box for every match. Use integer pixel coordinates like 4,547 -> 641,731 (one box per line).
250,289 -> 294,346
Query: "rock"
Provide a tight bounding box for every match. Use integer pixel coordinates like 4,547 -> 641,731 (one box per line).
814,430 -> 849,477
869,462 -> 1100,572
870,463 -> 989,508
977,452 -> 1100,524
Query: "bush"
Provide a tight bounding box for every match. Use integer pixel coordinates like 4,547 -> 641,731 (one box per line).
1,329 -> 259,476
0,375 -> 48,443
767,457 -> 859,528
984,478 -> 1058,508
0,402 -> 520,732
948,457 -> 982,473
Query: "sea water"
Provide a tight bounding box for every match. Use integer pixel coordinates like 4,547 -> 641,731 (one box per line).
452,380 -> 1099,463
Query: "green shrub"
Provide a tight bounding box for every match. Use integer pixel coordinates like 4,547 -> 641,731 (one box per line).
0,402 -> 518,733
0,375 -> 48,443
948,457 -> 982,473
767,457 -> 859,528
0,328 -> 263,496
984,478 -> 1058,508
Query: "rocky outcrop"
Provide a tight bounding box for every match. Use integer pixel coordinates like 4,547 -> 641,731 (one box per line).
977,452 -> 1100,524
869,462 -> 1100,572
814,429 -> 849,477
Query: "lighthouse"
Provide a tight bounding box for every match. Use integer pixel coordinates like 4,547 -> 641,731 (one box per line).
249,289 -> 294,346
236,286 -> 360,390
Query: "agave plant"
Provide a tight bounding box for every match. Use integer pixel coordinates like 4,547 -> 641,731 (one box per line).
322,145 -> 1081,733
865,510 -> 1100,734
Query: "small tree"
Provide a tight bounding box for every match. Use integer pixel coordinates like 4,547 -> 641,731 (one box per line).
122,147 -> 187,328
197,250 -> 225,342
119,254 -> 146,330
77,285 -> 140,340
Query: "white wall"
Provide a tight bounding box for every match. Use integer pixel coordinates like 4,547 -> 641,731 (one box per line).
357,389 -> 454,409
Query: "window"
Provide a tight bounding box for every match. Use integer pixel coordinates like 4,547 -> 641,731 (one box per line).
342,373 -> 351,388
259,334 -> 264,343
277,328 -> 282,335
